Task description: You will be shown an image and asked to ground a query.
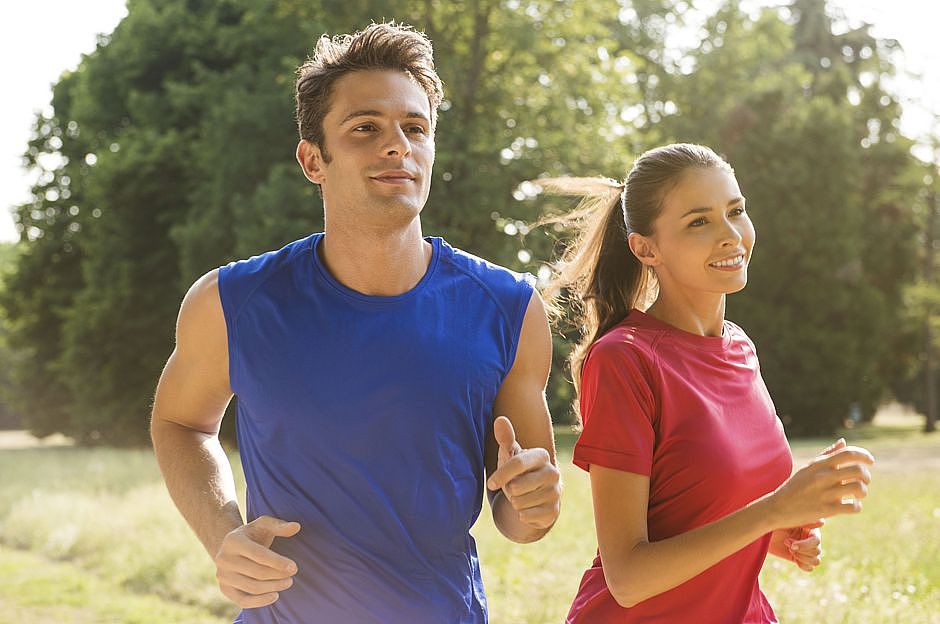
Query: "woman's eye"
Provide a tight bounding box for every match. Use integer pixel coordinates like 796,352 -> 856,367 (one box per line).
730,207 -> 745,216
689,217 -> 707,227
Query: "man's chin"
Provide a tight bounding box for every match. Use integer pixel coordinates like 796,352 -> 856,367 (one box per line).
376,194 -> 426,212
366,197 -> 426,225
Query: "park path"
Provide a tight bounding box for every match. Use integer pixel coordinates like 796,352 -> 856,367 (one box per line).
0,430 -> 72,450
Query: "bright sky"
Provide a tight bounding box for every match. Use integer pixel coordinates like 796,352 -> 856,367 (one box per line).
1,0 -> 939,243
1,0 -> 128,243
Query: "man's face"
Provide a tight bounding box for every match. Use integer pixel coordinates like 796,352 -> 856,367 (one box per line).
297,69 -> 435,229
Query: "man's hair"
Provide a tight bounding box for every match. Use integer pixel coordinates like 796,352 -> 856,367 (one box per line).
295,22 -> 444,160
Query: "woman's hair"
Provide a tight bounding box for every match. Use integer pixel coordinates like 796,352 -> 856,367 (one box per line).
542,143 -> 733,397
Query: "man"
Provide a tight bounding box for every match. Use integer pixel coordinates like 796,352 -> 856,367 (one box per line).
150,22 -> 561,623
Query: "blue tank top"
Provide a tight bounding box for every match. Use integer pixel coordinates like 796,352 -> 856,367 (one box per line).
218,233 -> 534,623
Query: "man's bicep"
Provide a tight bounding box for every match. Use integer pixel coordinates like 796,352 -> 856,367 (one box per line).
488,291 -> 555,473
152,269 -> 233,435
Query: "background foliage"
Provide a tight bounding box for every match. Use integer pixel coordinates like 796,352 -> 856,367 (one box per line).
0,243 -> 21,429
1,0 -> 937,444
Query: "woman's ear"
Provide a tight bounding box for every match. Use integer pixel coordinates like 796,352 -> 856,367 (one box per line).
628,232 -> 659,267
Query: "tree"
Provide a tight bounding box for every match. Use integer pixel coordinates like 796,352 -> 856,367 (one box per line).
2,0 -> 329,444
0,242 -> 22,429
924,166 -> 939,432
1,0 -> 928,441
0,105 -> 85,438
646,0 -> 921,434
1,0 -> 658,440
901,151 -> 940,432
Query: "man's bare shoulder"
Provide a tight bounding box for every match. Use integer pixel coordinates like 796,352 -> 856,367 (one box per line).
152,269 -> 231,433
508,290 -> 552,379
176,269 -> 226,355
186,268 -> 221,302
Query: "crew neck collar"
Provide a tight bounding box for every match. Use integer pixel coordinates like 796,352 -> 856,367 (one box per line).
310,234 -> 443,304
627,308 -> 733,351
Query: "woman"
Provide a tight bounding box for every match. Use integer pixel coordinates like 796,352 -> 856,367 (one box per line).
543,144 -> 874,623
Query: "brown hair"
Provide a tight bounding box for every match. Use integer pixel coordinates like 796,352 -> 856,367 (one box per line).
295,22 -> 444,160
542,143 -> 733,396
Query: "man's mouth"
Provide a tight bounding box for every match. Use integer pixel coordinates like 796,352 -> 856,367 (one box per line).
371,170 -> 416,183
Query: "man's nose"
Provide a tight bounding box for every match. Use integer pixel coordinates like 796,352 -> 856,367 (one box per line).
382,125 -> 411,158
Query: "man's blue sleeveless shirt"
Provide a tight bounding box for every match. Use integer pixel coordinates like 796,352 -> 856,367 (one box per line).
218,233 -> 534,623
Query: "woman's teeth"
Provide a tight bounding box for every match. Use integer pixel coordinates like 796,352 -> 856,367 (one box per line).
710,255 -> 744,268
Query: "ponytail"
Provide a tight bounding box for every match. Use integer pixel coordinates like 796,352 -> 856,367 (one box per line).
539,177 -> 655,395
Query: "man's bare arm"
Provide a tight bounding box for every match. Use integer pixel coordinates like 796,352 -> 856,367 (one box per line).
485,290 -> 561,543
150,270 -> 298,608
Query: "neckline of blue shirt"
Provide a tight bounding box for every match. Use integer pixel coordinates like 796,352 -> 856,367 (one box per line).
309,233 -> 445,305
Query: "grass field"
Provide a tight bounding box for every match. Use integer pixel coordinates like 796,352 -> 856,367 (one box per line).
0,407 -> 937,623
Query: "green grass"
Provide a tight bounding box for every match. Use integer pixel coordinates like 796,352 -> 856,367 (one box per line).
0,447 -> 237,620
0,411 -> 937,623
0,546 -> 225,624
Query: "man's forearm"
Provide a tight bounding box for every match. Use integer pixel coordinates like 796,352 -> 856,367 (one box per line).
490,490 -> 552,544
152,420 -> 244,556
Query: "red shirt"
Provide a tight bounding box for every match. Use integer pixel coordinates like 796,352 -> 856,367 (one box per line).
568,310 -> 793,624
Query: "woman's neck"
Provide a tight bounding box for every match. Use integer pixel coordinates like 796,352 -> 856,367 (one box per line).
645,291 -> 726,337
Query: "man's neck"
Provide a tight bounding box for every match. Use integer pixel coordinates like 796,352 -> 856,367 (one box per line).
318,219 -> 433,297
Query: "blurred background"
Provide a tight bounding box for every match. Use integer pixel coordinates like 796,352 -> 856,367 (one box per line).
0,1 -> 937,622
1,0 -> 938,443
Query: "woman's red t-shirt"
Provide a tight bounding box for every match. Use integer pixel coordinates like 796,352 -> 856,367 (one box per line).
568,310 -> 793,624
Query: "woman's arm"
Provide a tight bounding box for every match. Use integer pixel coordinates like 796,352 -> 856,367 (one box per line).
593,444 -> 872,608
768,525 -> 823,572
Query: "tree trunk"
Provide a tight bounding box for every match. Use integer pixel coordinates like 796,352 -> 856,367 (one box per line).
925,179 -> 937,433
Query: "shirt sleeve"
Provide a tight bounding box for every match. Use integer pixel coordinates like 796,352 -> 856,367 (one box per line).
572,337 -> 657,476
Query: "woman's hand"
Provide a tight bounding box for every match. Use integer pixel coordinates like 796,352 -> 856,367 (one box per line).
769,521 -> 823,572
765,438 -> 874,529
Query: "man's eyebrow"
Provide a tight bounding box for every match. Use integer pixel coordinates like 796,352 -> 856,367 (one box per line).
403,112 -> 430,122
340,110 -> 381,125
339,110 -> 430,125
679,197 -> 745,219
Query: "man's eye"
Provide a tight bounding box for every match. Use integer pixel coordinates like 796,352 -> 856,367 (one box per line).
730,207 -> 745,216
353,124 -> 376,132
406,125 -> 428,134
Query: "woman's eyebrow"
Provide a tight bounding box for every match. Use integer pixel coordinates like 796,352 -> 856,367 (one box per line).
680,197 -> 745,219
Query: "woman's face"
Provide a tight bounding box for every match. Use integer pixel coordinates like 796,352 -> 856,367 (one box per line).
637,166 -> 755,300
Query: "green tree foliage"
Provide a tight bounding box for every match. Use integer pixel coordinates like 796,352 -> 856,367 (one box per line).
0,0 -> 930,442
2,0 -> 655,442
729,97 -> 886,435
416,0 -> 665,420
897,155 -> 940,430
0,108 -> 84,438
0,243 -> 22,429
611,1 -> 922,434
3,0 -> 328,444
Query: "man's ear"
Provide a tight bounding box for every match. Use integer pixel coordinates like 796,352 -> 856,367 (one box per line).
296,139 -> 326,185
628,232 -> 659,267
